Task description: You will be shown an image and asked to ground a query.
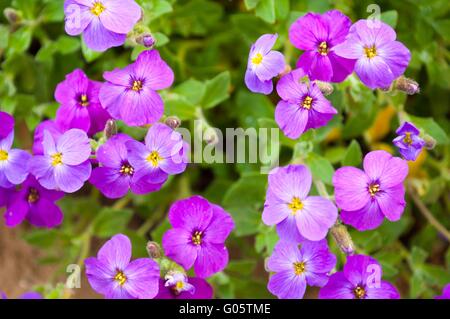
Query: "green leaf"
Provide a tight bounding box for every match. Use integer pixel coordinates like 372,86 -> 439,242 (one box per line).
201,71 -> 231,109
411,246 -> 428,266
81,41 -> 103,63
244,0 -> 260,10
24,230 -> 58,249
154,32 -> 170,47
164,95 -> 197,120
255,0 -> 275,24
7,26 -> 32,56
342,140 -> 362,166
93,208 -> 133,238
173,78 -> 206,105
305,153 -> 335,185
380,10 -> 398,28
55,36 -> 80,55
409,115 -> 449,145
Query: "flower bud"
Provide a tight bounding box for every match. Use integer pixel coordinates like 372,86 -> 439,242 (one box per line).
423,135 -> 436,150
395,76 -> 420,95
278,64 -> 292,77
164,116 -> 181,129
103,119 -> 117,139
204,127 -> 219,145
136,34 -> 155,48
4,8 -> 20,25
330,224 -> 354,255
146,241 -> 162,259
315,80 -> 334,96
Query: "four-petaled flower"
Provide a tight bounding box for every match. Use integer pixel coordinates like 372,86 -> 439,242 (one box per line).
393,121 -> 425,161
0,131 -> 31,189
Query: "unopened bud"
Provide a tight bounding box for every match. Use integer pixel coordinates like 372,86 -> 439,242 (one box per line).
424,135 -> 436,150
103,119 -> 117,139
395,76 -> 420,95
165,116 -> 181,129
279,64 -> 292,77
204,127 -> 219,145
4,8 -> 20,25
315,81 -> 334,96
146,241 -> 162,259
330,224 -> 354,255
137,34 -> 155,48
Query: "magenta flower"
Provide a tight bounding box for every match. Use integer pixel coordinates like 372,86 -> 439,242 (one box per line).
245,34 -> 285,95
263,165 -> 338,242
0,132 -> 31,188
0,111 -> 14,139
289,10 -> 355,82
126,123 -> 187,185
4,175 -> 64,228
393,122 -> 425,161
30,129 -> 92,193
162,196 -> 235,278
156,272 -> 213,299
32,120 -> 66,155
55,69 -> 110,136
333,150 -> 408,231
85,234 -> 160,299
64,0 -> 141,52
436,284 -> 450,299
267,240 -> 336,299
90,133 -> 163,198
0,186 -> 14,208
334,20 -> 411,89
319,255 -> 400,299
275,69 -> 337,139
99,50 -> 174,126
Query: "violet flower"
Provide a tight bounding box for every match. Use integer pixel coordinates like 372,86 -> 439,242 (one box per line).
393,121 -> 425,161
156,272 -> 213,299
0,111 -> 14,139
0,131 -> 31,188
162,196 -> 235,278
85,234 -> 160,299
333,150 -> 408,231
435,284 -> 450,300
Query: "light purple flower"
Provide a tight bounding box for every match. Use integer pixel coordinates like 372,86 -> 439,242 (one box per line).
0,131 -> 31,188
64,0 -> 142,52
289,10 -> 355,82
32,120 -> 66,155
162,196 -> 235,278
126,123 -> 187,185
334,20 -> 411,89
319,254 -> 400,299
333,150 -> 408,231
275,69 -> 337,139
30,129 -> 92,193
393,122 -> 425,161
85,234 -> 160,299
267,240 -> 336,299
1,291 -> 43,299
245,34 -> 285,95
156,272 -> 213,299
0,111 -> 14,139
99,50 -> 174,126
55,69 -> 111,136
4,175 -> 64,228
263,165 -> 338,242
90,133 -> 163,198
436,284 -> 450,299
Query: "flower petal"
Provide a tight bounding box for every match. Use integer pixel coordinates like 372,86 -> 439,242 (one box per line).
54,161 -> 91,193
254,51 -> 285,81
194,242 -> 229,278
244,69 -> 273,95
203,204 -> 234,244
376,184 -> 406,222
133,50 -> 174,90
340,200 -> 385,231
318,272 -> 354,299
268,270 -> 306,299
57,129 -> 91,165
124,258 -> 160,299
83,17 -> 126,52
162,228 -> 198,270
99,0 -> 141,34
333,166 -> 370,211
275,101 -> 309,139
296,196 -> 337,241
98,234 -> 132,271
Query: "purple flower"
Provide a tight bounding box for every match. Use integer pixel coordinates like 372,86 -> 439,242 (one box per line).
275,69 -> 337,139
64,0 -> 142,52
99,50 -> 174,126
333,150 -> 408,231
244,34 -> 285,95
4,175 -> 64,228
126,123 -> 187,185
1,291 -> 43,299
162,196 -> 235,278
0,186 -> 14,207
32,120 -> 66,155
156,272 -> 213,299
0,131 -> 31,188
263,165 -> 338,242
319,255 -> 400,299
30,129 -> 92,193
267,240 -> 336,299
85,234 -> 160,299
0,111 -> 14,139
289,10 -> 355,82
334,20 -> 411,89
90,133 -> 163,198
55,69 -> 111,136
393,122 -> 425,161
435,284 -> 450,299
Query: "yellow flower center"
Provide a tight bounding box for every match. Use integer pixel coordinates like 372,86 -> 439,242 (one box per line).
120,164 -> 134,176
318,41 -> 329,56
27,188 -> 39,204
302,96 -> 313,110
353,285 -> 366,299
368,183 -> 380,197
403,132 -> 413,145
288,197 -> 304,214
364,45 -> 377,59
51,153 -> 63,167
91,2 -> 105,16
0,150 -> 8,161
192,231 -> 202,245
114,271 -> 127,286
146,151 -> 162,167
79,94 -> 89,107
293,261 -> 306,275
132,80 -> 143,92
251,53 -> 263,65
176,281 -> 184,290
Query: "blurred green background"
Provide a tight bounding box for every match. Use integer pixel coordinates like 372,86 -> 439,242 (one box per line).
0,0 -> 448,299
